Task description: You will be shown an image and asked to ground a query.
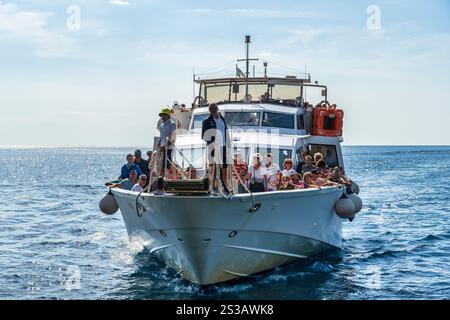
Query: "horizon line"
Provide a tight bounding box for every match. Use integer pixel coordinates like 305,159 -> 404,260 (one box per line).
1,144 -> 450,148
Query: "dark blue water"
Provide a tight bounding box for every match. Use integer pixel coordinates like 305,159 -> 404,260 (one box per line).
1,146 -> 449,299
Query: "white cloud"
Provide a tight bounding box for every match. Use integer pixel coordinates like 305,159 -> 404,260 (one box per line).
224,9 -> 322,18
185,8 -> 213,14
185,8 -> 323,19
109,0 -> 130,6
0,3 -> 74,57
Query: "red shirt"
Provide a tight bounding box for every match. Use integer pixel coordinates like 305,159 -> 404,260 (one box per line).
233,162 -> 248,178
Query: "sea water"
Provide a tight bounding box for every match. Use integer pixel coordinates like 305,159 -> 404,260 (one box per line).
0,146 -> 449,299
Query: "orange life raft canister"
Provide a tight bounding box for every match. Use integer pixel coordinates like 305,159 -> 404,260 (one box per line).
312,101 -> 344,137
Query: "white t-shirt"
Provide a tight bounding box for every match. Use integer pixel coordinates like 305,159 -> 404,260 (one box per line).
265,163 -> 280,190
213,116 -> 226,146
282,169 -> 297,177
131,183 -> 143,192
248,165 -> 267,183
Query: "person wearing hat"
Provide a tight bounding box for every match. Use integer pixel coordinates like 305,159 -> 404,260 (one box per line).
157,107 -> 177,177
109,169 -> 139,190
263,153 -> 280,191
247,153 -> 268,192
201,103 -> 231,193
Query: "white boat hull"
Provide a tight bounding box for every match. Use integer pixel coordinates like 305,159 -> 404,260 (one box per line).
111,187 -> 345,285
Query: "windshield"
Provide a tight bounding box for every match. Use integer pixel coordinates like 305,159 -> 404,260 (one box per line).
225,112 -> 260,126
201,81 -> 302,105
262,112 -> 294,129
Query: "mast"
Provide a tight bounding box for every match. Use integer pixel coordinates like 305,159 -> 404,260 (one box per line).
237,35 -> 258,103
245,35 -> 250,98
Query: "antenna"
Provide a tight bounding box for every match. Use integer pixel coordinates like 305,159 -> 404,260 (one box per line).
237,35 -> 258,103
192,68 -> 195,101
245,35 -> 250,98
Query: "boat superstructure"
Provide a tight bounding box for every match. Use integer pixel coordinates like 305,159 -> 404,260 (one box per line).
107,36 -> 361,285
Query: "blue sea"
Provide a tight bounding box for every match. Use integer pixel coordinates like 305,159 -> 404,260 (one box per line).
1,146 -> 449,300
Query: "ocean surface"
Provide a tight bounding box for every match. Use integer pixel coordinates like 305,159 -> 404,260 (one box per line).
1,146 -> 449,300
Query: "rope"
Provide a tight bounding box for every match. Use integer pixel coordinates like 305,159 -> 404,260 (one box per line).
231,162 -> 259,212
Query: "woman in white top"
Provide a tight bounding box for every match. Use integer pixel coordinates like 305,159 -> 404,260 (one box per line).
247,153 -> 268,192
131,174 -> 147,192
263,153 -> 280,191
281,158 -> 297,177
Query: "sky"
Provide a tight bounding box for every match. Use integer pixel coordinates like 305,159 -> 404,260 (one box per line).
0,0 -> 449,146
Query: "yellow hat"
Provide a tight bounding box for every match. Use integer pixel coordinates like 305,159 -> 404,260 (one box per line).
159,107 -> 171,117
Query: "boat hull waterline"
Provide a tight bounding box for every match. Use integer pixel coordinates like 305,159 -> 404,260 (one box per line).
111,187 -> 345,285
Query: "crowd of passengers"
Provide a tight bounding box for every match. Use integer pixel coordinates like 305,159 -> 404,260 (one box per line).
106,149 -> 154,192
106,103 -> 352,194
231,150 -> 352,193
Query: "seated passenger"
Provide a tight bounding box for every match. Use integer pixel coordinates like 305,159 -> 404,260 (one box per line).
291,173 -> 306,189
248,153 -> 268,192
281,158 -> 297,177
279,175 -> 296,191
311,169 -> 338,187
303,172 -> 320,189
120,154 -> 143,179
316,159 -> 328,173
232,150 -> 248,194
109,170 -> 139,190
132,174 -> 147,192
314,152 -> 324,165
134,149 -> 149,176
330,167 -> 352,185
259,92 -> 270,102
263,153 -> 280,191
301,155 -> 317,174
185,166 -> 198,179
295,150 -> 310,174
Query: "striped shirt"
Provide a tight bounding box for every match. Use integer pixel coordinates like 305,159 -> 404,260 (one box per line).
233,162 -> 248,178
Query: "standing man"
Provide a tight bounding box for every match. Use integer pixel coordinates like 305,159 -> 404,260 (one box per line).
202,103 -> 231,193
158,107 -> 177,178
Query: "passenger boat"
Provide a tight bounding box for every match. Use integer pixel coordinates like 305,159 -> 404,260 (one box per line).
103,36 -> 362,285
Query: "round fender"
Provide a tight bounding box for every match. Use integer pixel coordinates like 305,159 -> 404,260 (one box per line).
346,193 -> 363,213
334,197 -> 355,219
99,194 -> 119,215
350,181 -> 360,195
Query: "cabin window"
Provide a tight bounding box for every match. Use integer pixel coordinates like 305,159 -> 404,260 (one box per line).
254,147 -> 292,166
308,144 -> 339,168
297,114 -> 305,130
191,114 -> 209,129
262,112 -> 294,129
178,147 -> 205,169
225,112 -> 260,126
